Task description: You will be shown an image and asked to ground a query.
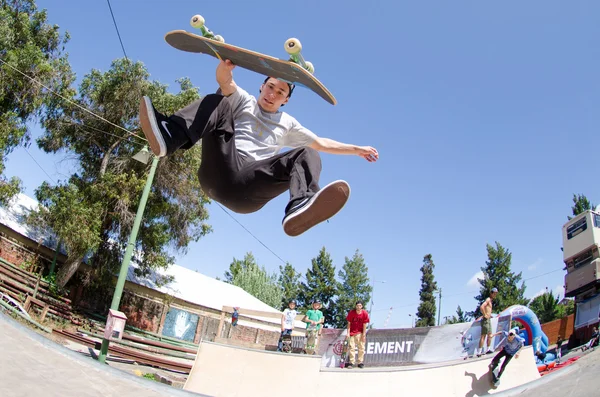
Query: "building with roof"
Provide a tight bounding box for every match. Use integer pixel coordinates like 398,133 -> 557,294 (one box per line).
0,193 -> 305,348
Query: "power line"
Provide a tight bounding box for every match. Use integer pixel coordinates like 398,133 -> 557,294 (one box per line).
215,203 -> 288,265
0,58 -> 145,143
106,0 -> 129,60
23,147 -> 56,184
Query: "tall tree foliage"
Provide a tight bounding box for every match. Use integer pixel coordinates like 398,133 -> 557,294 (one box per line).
299,247 -> 338,326
416,254 -> 438,327
568,193 -> 596,220
29,59 -> 211,288
0,0 -> 75,204
471,242 -> 528,318
278,262 -> 301,311
331,250 -> 372,328
528,291 -> 561,324
226,252 -> 282,308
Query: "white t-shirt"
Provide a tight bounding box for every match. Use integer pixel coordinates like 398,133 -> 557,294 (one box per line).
282,308 -> 297,330
226,87 -> 318,161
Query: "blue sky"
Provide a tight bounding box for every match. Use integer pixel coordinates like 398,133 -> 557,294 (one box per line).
5,1 -> 599,328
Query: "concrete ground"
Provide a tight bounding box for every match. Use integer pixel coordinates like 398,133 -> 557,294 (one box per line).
0,313 -> 205,397
1,309 -> 598,397
496,348 -> 600,397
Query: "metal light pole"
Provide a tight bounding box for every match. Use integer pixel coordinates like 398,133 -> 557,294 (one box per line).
436,288 -> 442,326
98,147 -> 158,363
408,313 -> 413,328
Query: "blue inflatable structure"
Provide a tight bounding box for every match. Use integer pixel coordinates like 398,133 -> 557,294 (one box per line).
497,305 -> 556,368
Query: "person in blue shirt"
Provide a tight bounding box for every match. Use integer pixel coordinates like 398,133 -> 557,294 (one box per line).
488,327 -> 525,381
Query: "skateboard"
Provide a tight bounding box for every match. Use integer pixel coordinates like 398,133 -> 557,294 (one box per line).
339,338 -> 349,368
489,367 -> 500,387
282,333 -> 293,353
305,324 -> 319,355
164,14 -> 336,105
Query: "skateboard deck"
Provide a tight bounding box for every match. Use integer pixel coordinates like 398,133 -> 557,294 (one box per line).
282,334 -> 293,353
165,30 -> 336,105
305,325 -> 318,355
339,338 -> 349,368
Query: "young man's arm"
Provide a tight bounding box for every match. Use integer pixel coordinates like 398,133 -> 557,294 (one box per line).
309,137 -> 379,162
361,321 -> 368,341
480,298 -> 491,318
216,60 -> 237,96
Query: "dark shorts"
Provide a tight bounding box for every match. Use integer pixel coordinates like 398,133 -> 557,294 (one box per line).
481,318 -> 492,335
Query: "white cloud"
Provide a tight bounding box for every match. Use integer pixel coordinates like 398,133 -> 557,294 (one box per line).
530,287 -> 549,300
528,285 -> 564,300
554,284 -> 565,300
467,271 -> 484,288
527,258 -> 543,271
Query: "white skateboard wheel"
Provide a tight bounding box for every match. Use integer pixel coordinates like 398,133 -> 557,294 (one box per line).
305,61 -> 315,74
284,38 -> 302,55
214,35 -> 225,43
190,15 -> 205,28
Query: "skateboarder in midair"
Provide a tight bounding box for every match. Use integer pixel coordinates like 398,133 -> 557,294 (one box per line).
488,327 -> 524,383
139,59 -> 379,236
477,287 -> 498,357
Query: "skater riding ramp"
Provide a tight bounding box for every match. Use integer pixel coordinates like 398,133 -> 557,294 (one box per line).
184,342 -> 540,397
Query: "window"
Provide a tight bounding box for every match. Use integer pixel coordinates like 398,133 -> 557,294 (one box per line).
594,213 -> 600,228
567,217 -> 588,240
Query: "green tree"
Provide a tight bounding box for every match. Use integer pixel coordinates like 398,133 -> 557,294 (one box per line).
278,262 -> 301,311
227,252 -> 282,308
0,0 -> 75,204
416,254 -> 438,327
299,247 -> 338,326
528,290 -> 560,323
557,298 -> 575,317
331,250 -> 372,328
29,59 -> 211,288
471,242 -> 528,318
568,193 -> 596,220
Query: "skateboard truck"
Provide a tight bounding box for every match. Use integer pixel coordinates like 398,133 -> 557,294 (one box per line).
284,38 -> 315,74
190,14 -> 225,43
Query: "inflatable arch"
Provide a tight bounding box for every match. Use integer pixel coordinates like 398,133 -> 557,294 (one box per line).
498,305 -> 556,369
498,305 -> 548,354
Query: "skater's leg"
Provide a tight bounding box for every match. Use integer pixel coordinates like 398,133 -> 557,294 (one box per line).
348,335 -> 358,366
139,94 -> 229,157
490,349 -> 507,370
201,146 -> 322,214
357,334 -> 366,365
497,354 -> 513,378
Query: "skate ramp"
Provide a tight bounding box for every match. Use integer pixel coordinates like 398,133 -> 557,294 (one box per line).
184,341 -> 540,397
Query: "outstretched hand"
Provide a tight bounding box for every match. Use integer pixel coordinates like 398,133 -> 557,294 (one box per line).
357,146 -> 379,162
216,59 -> 236,85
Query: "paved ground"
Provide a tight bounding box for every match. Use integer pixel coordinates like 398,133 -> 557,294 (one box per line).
496,348 -> 600,397
0,313 -> 206,397
2,309 -> 598,397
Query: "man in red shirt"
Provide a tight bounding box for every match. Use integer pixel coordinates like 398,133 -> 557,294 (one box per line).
345,301 -> 370,368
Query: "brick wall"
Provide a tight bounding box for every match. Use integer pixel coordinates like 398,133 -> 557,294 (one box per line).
120,290 -> 164,334
541,314 -> 574,345
0,234 -> 49,273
